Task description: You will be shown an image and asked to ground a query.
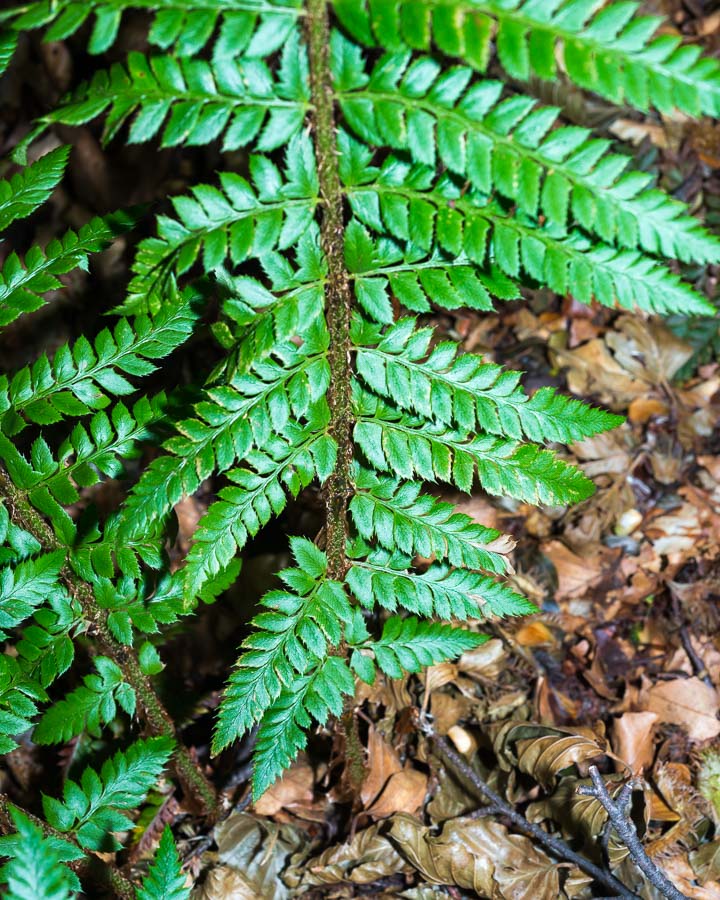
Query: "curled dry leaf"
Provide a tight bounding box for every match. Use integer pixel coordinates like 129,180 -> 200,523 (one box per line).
361,725 -> 402,809
204,812 -> 304,900
646,677 -> 720,741
612,712 -> 658,775
494,722 -> 606,790
389,813 -> 565,899
286,822 -> 412,887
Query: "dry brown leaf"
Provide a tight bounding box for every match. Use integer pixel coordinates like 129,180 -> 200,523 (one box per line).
514,621 -> 555,647
691,840 -> 720,885
389,813 -> 564,899
553,339 -> 645,407
253,759 -> 314,816
646,677 -> 720,741
494,722 -> 606,789
541,540 -> 605,603
457,639 -> 508,680
366,769 -> 428,819
194,866 -> 257,900
288,823 -> 412,887
612,712 -> 658,775
361,725 -> 402,808
660,854 -> 720,900
208,812 -> 303,900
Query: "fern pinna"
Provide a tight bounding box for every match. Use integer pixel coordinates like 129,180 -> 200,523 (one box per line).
0,0 -> 717,890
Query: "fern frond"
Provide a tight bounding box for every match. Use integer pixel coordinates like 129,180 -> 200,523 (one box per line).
128,133 -> 319,301
0,212 -> 135,328
334,0 -> 720,118
354,388 -> 593,505
0,31 -> 17,77
346,182 -> 715,317
24,39 -> 308,155
350,468 -> 509,574
137,826 -> 190,900
334,44 -> 720,264
33,656 -> 135,745
349,614 -> 486,682
0,657 -> 45,754
184,404 -> 336,597
252,654 -> 355,799
117,321 -> 329,550
0,294 -> 195,434
42,736 -> 174,851
0,807 -> 81,900
0,147 -> 69,233
0,551 -> 66,638
213,537 -> 349,754
8,0 -> 302,57
354,315 -> 623,441
16,592 -> 80,689
346,546 -> 535,621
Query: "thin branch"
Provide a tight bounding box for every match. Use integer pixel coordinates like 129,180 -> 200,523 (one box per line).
0,467 -> 218,817
578,766 -> 689,900
423,723 -> 639,900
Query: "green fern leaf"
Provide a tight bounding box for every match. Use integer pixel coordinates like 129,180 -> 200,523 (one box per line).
0,147 -> 69,232
33,656 -> 135,745
0,807 -> 82,900
136,826 -> 189,900
346,545 -> 535,621
213,538 -> 349,753
42,736 -> 174,851
0,212 -> 135,327
334,0 -> 720,118
350,615 -> 486,682
252,655 -> 355,799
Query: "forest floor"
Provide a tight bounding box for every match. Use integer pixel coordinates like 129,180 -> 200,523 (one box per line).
2,1 -> 720,898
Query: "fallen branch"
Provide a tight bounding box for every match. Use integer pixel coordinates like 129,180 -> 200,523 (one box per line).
578,766 -> 689,900
422,721 -> 638,900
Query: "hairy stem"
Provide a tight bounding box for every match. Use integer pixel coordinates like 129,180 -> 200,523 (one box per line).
426,726 -> 639,900
306,0 -> 354,583
306,0 -> 364,795
579,766 -> 689,900
0,794 -> 136,899
0,468 -> 218,818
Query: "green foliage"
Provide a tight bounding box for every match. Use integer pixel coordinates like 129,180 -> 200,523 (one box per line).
137,826 -> 189,900
0,0 -> 716,855
0,807 -> 81,900
4,0 -> 302,57
335,0 -> 720,118
42,736 -> 174,851
33,656 -> 136,744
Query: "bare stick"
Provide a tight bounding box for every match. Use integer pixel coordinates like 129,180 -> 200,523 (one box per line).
424,724 -> 638,900
578,766 -> 689,900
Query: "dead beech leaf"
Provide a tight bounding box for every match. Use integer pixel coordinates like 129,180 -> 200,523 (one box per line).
289,823 -> 412,887
691,840 -> 720,885
458,639 -> 508,680
612,712 -> 658,775
494,722 -> 606,789
361,725 -> 402,809
607,316 -> 693,384
253,759 -> 314,816
209,812 -> 303,900
646,677 -> 720,741
389,813 -> 564,898
660,854 -> 720,900
366,769 -> 428,819
541,540 -> 605,602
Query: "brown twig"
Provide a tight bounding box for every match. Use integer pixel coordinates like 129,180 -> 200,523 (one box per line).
578,766 -> 689,900
423,722 -> 639,900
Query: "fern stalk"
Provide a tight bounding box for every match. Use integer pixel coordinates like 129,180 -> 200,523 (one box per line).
306,0 -> 365,791
0,468 -> 218,817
